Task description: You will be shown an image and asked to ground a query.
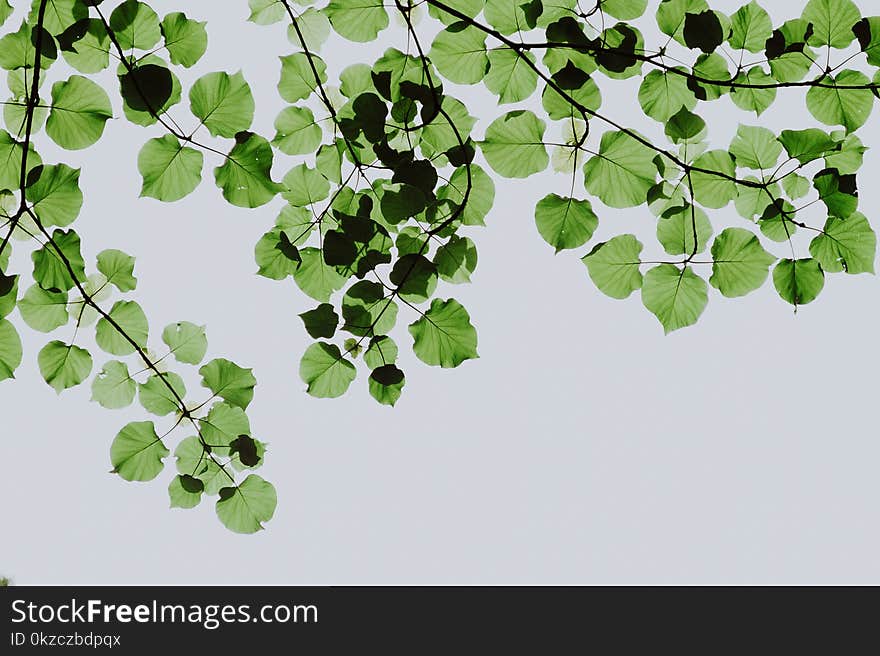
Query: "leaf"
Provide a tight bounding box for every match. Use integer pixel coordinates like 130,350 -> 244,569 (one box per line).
435,235 -> 478,283
190,71 -> 255,138
408,298 -> 478,368
341,280 -> 397,336
0,319 -> 22,381
0,131 -> 41,190
325,0 -> 389,42
485,48 -> 538,104
109,0 -> 161,50
534,194 -> 599,253
431,22 -> 488,85
581,234 -> 644,299
91,360 -> 136,410
730,1 -> 773,52
46,75 -> 112,150
709,228 -> 777,297
139,372 -> 186,416
802,0 -> 860,48
806,70 -> 874,133
683,10 -> 725,54
730,125 -> 782,170
58,18 -> 110,74
200,402 -> 250,455
95,300 -> 148,356
730,67 -> 776,115
778,128 -> 837,165
138,135 -> 203,202
216,475 -> 277,534
214,132 -> 284,209
38,340 -> 92,393
32,229 -> 86,293
690,150 -> 738,208
601,0 -> 648,20
656,204 -> 713,256
168,475 -> 203,510
584,131 -> 657,208
809,212 -> 876,274
638,68 -> 696,122
854,17 -> 880,67
161,13 -> 208,68
481,110 -> 548,179
369,365 -> 405,406
25,164 -> 83,227
199,358 -> 256,410
18,285 -> 68,332
162,321 -> 208,365
299,341 -> 357,398
282,163 -> 330,207
657,0 -> 710,45
248,0 -> 285,24
294,247 -> 348,301
299,303 -> 339,339
96,249 -> 137,292
641,265 -> 708,333
287,7 -> 331,51
278,52 -> 326,103
773,258 -> 825,306
110,421 -> 168,482
272,106 -> 322,156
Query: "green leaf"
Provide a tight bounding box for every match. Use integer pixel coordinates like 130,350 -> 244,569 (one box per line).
435,235 -> 478,283
299,341 -> 357,398
730,1 -> 773,52
802,0 -> 860,48
0,131 -> 41,190
601,0 -> 648,20
216,475 -> 277,534
139,372 -> 186,416
709,228 -> 776,297
638,68 -> 696,122
248,0 -> 285,24
0,1 -> 12,28
96,249 -> 137,292
38,340 -> 92,392
431,22 -> 488,85
534,194 -> 599,253
272,106 -> 322,156
584,131 -> 657,208
0,319 -> 22,381
409,298 -> 478,368
690,150 -> 738,208
853,17 -> 880,66
481,110 -> 548,179
168,475 -> 203,509
190,71 -> 255,138
138,135 -> 203,202
369,364 -> 405,407
656,204 -> 712,256
581,234 -> 644,299
325,0 -> 389,42
95,300 -> 148,356
778,128 -> 837,165
59,19 -> 110,74
287,7 -> 331,51
214,132 -> 284,209
809,212 -> 876,274
806,70 -> 874,133
730,125 -> 782,170
162,321 -> 208,365
25,164 -> 83,227
91,360 -> 137,410
773,258 -> 825,306
200,402 -> 249,456
18,285 -> 68,332
110,421 -> 168,482
161,13 -> 208,68
278,52 -> 326,103
341,280 -> 397,336
46,76 -> 112,150
641,265 -> 708,334
199,358 -> 256,410
109,0 -> 161,50
32,229 -> 86,293
657,0 -> 710,45
665,107 -> 707,144
299,303 -> 339,339
485,48 -> 537,104
282,163 -> 330,207
0,272 -> 17,319
730,67 -> 776,115
35,0 -> 88,36
118,57 -> 180,128
294,247 -> 348,301
437,165 -> 495,227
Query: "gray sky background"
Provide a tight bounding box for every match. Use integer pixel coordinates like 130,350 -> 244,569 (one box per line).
2,0 -> 880,584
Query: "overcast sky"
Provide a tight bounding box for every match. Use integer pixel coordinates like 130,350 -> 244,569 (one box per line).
2,0 -> 880,584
